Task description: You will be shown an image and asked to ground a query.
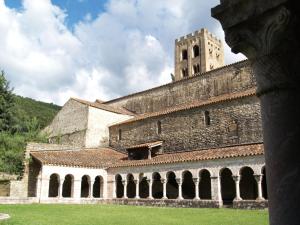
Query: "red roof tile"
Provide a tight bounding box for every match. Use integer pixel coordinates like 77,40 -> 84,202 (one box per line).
126,141 -> 163,151
111,143 -> 264,168
31,148 -> 126,168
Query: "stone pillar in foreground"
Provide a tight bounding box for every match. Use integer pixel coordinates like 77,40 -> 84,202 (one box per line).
210,176 -> 222,206
134,179 -> 140,199
122,180 -> 127,199
73,179 -> 81,199
212,1 -> 300,224
162,179 -> 167,199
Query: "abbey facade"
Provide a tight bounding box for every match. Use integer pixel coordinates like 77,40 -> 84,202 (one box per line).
8,29 -> 267,209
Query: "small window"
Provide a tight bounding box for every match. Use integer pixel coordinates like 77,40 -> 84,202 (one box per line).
181,68 -> 188,78
193,45 -> 200,57
204,111 -> 211,126
193,64 -> 200,74
181,49 -> 188,60
157,121 -> 162,135
118,129 -> 122,141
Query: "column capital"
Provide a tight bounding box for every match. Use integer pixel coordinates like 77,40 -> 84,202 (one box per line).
254,174 -> 263,182
212,0 -> 300,96
192,178 -> 199,184
232,175 -> 241,182
175,178 -> 182,185
161,178 -> 166,184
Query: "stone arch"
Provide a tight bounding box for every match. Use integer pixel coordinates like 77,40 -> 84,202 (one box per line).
139,174 -> 149,199
127,174 -> 136,198
115,174 -> 123,198
166,171 -> 178,199
62,174 -> 73,198
220,168 -> 235,205
193,45 -> 200,57
182,170 -> 195,199
199,169 -> 212,199
93,176 -> 103,198
48,173 -> 60,197
81,175 -> 90,198
152,172 -> 163,199
239,167 -> 258,200
262,166 -> 268,199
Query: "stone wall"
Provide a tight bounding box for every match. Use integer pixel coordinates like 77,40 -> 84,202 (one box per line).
106,61 -> 255,114
109,96 -> 262,153
43,99 -> 89,147
0,181 -> 10,197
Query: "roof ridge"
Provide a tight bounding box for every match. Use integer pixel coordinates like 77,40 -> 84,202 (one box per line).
110,88 -> 257,127
104,60 -> 249,104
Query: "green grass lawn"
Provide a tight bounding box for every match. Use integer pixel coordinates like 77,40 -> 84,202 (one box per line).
0,204 -> 269,225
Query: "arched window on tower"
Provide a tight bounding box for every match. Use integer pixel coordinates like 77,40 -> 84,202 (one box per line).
181,68 -> 188,78
193,45 -> 200,57
181,49 -> 188,60
193,64 -> 200,74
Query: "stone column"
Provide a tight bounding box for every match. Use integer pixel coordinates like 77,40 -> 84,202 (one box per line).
210,176 -> 222,206
255,174 -> 264,201
134,179 -> 140,199
112,180 -> 116,199
147,179 -> 153,199
232,176 -> 242,201
59,179 -> 64,198
176,178 -> 183,200
193,178 -> 200,200
90,178 -> 95,198
40,178 -> 50,200
212,1 -> 300,224
73,179 -> 81,199
122,180 -> 128,199
161,179 -> 167,199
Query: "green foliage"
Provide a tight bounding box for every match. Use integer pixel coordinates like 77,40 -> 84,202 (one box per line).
0,71 -> 60,175
0,204 -> 269,225
0,71 -> 15,132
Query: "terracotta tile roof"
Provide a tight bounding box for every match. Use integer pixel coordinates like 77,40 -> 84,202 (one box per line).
71,98 -> 135,116
126,141 -> 163,151
110,88 -> 257,127
104,60 -> 250,104
31,148 -> 126,169
110,143 -> 264,168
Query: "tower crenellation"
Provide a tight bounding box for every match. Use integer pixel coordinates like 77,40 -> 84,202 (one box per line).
174,28 -> 225,81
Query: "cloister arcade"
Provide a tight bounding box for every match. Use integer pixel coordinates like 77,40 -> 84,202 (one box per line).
113,164 -> 267,205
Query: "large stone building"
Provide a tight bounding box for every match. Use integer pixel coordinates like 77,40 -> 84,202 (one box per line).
6,29 -> 267,209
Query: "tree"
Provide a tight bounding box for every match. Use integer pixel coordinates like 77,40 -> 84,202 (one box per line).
0,71 -> 15,132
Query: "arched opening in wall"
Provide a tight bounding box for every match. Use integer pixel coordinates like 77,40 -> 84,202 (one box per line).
182,171 -> 195,199
152,172 -> 163,199
239,167 -> 258,200
193,64 -> 200,74
193,45 -> 200,57
81,175 -> 90,198
204,111 -> 211,126
157,121 -> 162,135
220,168 -> 235,205
139,177 -> 149,199
28,158 -> 42,197
48,174 -> 60,197
182,49 -> 188,60
93,176 -> 103,198
127,174 -> 136,198
262,166 -> 268,199
199,169 -> 212,199
166,172 -> 178,199
181,68 -> 188,78
115,174 -> 123,198
62,174 -> 73,198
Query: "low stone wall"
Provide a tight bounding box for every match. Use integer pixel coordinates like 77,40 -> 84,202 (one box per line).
0,197 -> 38,204
107,199 -> 221,208
233,200 -> 268,209
0,181 -> 10,197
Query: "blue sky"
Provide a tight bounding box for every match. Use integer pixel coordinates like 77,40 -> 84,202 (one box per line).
0,0 -> 245,105
5,0 -> 109,28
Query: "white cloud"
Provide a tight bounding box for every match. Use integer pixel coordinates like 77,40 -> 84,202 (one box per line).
0,0 -> 246,105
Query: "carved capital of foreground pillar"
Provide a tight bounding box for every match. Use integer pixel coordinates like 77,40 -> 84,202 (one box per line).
212,0 -> 300,96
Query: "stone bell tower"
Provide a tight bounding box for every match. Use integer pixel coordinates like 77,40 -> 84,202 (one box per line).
174,28 -> 225,81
